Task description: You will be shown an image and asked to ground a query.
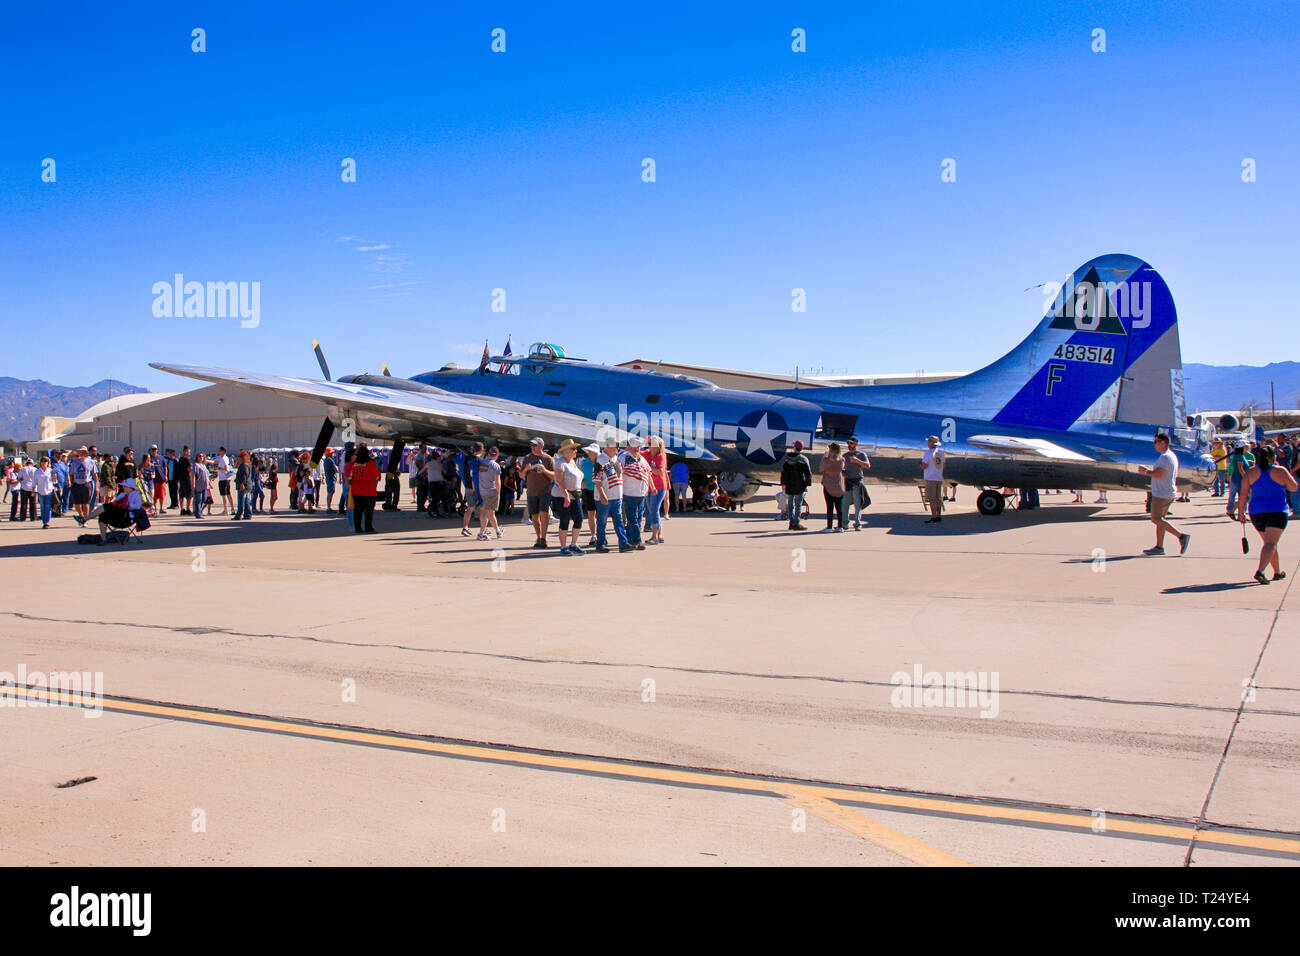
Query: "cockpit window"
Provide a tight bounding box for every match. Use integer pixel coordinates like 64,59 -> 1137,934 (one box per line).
527,342 -> 566,361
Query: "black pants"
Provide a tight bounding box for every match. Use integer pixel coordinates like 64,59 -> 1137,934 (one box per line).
425,480 -> 446,515
168,479 -> 179,508
353,494 -> 376,532
824,490 -> 844,528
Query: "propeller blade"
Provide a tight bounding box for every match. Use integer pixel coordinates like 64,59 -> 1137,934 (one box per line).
313,340 -> 332,381
381,364 -> 391,376
308,418 -> 335,470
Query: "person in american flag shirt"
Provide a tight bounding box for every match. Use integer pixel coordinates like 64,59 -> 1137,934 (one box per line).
617,437 -> 650,550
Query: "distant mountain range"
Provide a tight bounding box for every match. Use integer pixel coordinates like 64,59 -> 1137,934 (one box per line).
1183,363 -> 1300,413
0,378 -> 147,440
0,364 -> 1294,440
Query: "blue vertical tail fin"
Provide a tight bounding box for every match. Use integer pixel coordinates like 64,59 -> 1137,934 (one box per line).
794,253 -> 1183,430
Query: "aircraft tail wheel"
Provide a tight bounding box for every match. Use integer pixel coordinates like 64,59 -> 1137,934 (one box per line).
977,489 -> 1005,516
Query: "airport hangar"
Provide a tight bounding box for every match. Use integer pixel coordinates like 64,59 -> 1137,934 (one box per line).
35,385 -> 329,457
29,363 -> 961,459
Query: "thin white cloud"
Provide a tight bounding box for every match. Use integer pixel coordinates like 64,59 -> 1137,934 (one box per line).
335,236 -> 418,282
366,253 -> 412,274
365,280 -> 425,290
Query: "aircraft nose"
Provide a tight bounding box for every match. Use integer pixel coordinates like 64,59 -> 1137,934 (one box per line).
1195,454 -> 1215,480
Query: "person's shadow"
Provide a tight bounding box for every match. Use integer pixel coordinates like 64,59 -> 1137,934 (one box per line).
1161,581 -> 1260,593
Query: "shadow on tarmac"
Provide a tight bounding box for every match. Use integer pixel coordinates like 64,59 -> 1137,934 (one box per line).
0,511 -> 359,560
1162,581 -> 1263,593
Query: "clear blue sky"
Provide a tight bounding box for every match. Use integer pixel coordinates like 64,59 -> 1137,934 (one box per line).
2,1 -> 1296,391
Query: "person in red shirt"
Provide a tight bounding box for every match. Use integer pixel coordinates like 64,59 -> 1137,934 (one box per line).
641,435 -> 670,545
349,444 -> 381,533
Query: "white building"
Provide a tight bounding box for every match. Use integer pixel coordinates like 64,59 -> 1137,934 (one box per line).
35,385 -> 329,456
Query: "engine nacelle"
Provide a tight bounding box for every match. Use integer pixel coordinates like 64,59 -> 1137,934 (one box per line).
1218,413 -> 1240,433
718,472 -> 763,501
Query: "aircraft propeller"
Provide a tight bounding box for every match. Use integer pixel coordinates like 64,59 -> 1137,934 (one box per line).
308,340 -> 337,470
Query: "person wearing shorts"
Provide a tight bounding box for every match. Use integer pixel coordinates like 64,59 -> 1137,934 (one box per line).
476,447 -> 503,540
1240,444 -> 1299,584
671,460 -> 689,513
521,438 -> 555,548
550,439 -> 585,554
1139,434 -> 1189,556
920,436 -> 945,524
215,447 -> 233,514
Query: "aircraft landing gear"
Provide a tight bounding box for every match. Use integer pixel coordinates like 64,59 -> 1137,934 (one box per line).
976,489 -> 1006,516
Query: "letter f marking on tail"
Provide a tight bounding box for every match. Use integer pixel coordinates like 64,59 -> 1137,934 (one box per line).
1046,363 -> 1065,397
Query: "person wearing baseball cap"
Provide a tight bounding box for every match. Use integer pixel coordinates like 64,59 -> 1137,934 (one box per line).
780,439 -> 812,531
618,435 -> 649,549
843,436 -> 872,530
1226,439 -> 1254,518
521,438 -> 555,547
592,438 -> 629,552
921,436 -> 945,524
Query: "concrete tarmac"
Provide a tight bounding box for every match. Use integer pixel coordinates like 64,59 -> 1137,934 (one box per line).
1,483 -> 1297,866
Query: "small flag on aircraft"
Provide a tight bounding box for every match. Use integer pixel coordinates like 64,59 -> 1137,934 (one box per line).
478,340 -> 490,372
498,336 -> 513,373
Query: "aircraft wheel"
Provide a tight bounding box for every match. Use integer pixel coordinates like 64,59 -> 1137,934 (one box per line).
977,489 -> 1005,516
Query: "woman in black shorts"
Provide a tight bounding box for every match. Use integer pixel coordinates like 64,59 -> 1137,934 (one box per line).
1239,445 -> 1299,585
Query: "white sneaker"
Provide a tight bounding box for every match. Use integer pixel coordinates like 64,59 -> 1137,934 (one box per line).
476,531 -> 489,540
495,528 -> 505,538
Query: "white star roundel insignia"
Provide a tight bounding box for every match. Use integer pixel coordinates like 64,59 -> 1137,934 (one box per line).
735,409 -> 789,464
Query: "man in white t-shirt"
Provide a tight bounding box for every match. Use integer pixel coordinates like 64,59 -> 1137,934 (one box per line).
920,436 -> 945,524
16,458 -> 38,522
215,448 -> 234,515
1138,433 -> 1189,555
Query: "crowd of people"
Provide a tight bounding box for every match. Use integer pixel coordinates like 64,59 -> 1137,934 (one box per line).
396,435 -> 681,553
0,442 -> 284,543
8,429 -> 1300,580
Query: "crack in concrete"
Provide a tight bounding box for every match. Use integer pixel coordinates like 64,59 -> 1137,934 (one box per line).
8,610 -> 1296,718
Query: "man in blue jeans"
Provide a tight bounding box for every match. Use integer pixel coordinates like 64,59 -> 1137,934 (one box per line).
1225,440 -> 1253,517
591,440 -> 629,552
618,437 -> 648,550
780,440 -> 812,531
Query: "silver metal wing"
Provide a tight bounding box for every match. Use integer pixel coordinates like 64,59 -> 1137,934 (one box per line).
150,363 -> 626,448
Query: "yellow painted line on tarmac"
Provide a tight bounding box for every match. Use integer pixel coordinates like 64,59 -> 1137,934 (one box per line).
799,783 -> 1300,856
779,784 -> 971,866
8,684 -> 1300,858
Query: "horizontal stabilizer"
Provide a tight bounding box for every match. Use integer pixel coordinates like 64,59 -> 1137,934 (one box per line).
965,435 -> 1095,461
